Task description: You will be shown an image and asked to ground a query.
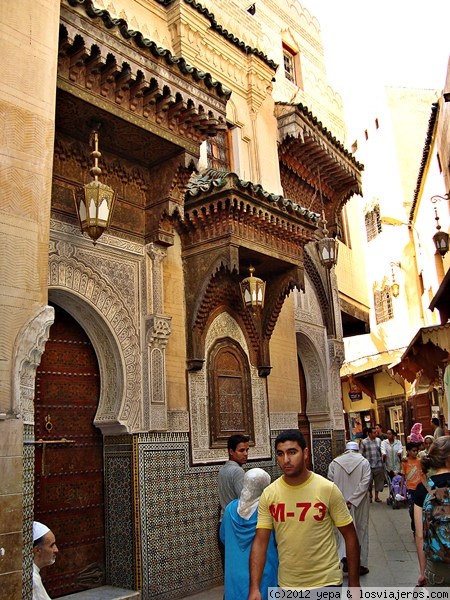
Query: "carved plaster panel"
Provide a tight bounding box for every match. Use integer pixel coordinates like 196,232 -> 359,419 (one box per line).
328,338 -> 345,429
168,410 -> 190,432
294,272 -> 335,425
330,269 -> 343,340
172,19 -> 274,111
48,230 -> 144,434
294,274 -> 324,327
146,243 -> 167,314
12,305 -> 55,424
296,331 -> 328,420
189,312 -> 271,463
269,412 -> 299,431
144,243 -> 172,431
145,315 -> 172,349
50,218 -> 144,254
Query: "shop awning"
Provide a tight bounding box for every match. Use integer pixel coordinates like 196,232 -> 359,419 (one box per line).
391,324 -> 450,384
341,348 -> 406,378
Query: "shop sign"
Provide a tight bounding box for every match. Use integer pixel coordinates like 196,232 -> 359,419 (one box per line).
348,383 -> 362,400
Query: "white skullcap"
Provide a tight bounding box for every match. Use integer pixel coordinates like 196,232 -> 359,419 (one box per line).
33,521 -> 50,542
237,468 -> 271,520
345,441 -> 359,451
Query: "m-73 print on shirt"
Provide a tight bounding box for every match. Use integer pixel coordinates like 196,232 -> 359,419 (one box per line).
269,501 -> 327,522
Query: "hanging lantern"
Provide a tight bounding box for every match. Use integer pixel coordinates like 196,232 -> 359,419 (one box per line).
240,266 -> 266,310
74,125 -> 116,243
432,206 -> 449,257
317,212 -> 339,268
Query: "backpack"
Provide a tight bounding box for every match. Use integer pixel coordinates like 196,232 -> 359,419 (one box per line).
422,483 -> 450,563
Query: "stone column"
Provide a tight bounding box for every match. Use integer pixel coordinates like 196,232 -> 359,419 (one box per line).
145,243 -> 172,430
328,268 -> 346,456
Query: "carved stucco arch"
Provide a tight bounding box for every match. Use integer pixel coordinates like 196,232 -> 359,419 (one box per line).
294,271 -> 330,419
296,330 -> 328,417
12,305 -> 55,424
48,254 -> 142,434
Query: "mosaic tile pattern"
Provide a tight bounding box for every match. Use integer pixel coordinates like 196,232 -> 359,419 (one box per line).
22,423 -> 35,600
105,428 -> 339,599
137,432 -> 279,599
311,429 -> 333,477
104,438 -> 135,590
333,429 -> 346,457
138,433 -> 221,599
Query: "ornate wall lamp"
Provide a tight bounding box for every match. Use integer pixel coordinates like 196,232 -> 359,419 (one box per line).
317,212 -> 339,269
390,262 -> 401,298
315,168 -> 338,269
432,206 -> 449,256
240,266 -> 266,311
431,194 -> 449,256
240,265 -> 271,376
73,122 -> 116,244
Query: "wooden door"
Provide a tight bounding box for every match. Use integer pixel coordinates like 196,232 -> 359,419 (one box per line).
34,304 -> 105,598
410,392 -> 433,437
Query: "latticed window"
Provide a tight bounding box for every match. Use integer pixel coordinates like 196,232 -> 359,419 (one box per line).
206,128 -> 231,171
374,286 -> 394,324
365,205 -> 382,241
336,206 -> 351,247
283,47 -> 296,84
208,338 -> 254,447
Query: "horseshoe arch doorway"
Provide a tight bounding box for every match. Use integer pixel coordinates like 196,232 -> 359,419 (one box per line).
34,302 -> 105,597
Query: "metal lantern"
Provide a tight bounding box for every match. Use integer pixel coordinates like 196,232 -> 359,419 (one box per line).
432,207 -> 449,257
317,234 -> 339,268
74,127 -> 116,243
240,266 -> 266,310
317,212 -> 339,268
390,262 -> 400,297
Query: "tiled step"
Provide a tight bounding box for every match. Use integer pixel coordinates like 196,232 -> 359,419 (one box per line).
58,585 -> 140,600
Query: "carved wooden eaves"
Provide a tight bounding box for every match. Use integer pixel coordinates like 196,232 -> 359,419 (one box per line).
276,103 -> 364,234
59,0 -> 231,150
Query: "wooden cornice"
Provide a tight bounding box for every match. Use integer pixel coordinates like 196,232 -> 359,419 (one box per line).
59,0 -> 230,148
276,103 -> 364,230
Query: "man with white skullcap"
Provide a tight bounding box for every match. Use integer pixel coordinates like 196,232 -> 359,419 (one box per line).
327,441 -> 371,575
33,521 -> 58,600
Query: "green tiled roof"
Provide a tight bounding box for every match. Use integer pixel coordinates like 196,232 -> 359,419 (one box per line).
277,102 -> 364,171
66,0 -> 231,98
186,169 -> 320,223
410,102 -> 439,223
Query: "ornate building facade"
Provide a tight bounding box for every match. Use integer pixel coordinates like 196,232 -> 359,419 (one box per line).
1,0 -> 362,598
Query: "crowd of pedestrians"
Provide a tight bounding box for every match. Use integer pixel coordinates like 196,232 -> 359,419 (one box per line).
216,420 -> 449,599
32,422 -> 448,600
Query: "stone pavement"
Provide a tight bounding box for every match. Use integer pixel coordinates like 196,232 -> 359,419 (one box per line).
181,486 -> 419,599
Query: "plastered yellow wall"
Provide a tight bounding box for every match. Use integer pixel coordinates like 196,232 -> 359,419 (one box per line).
374,371 -> 405,399
163,234 -> 188,410
267,294 -> 300,412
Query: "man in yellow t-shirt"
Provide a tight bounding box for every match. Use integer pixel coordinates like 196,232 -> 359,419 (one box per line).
248,430 -> 360,599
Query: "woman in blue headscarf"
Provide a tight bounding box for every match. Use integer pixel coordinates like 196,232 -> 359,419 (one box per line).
220,468 -> 278,600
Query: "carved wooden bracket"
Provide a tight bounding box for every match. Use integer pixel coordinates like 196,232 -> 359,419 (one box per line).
145,153 -> 197,245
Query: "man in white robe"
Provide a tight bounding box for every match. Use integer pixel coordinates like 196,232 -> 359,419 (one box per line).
33,521 -> 58,600
327,441 -> 371,574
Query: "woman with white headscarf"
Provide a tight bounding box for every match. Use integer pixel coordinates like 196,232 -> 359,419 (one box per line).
220,468 -> 278,600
